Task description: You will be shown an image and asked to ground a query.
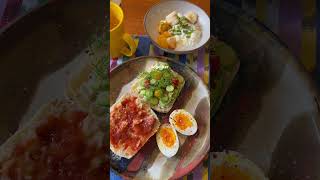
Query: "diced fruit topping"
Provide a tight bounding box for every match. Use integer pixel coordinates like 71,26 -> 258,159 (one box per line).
184,11 -> 198,24
158,21 -> 172,34
157,35 -> 169,49
167,37 -> 177,49
162,31 -> 172,38
166,11 -> 179,25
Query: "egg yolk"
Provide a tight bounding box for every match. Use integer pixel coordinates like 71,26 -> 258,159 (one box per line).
173,113 -> 193,130
160,127 -> 176,147
212,165 -> 252,180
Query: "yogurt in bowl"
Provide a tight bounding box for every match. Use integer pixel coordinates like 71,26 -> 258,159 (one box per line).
144,0 -> 210,54
157,11 -> 202,51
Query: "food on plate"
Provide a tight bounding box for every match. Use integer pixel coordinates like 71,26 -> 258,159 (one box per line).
156,10 -> 202,50
169,109 -> 197,135
110,93 -> 160,159
0,101 -> 108,179
66,57 -> 108,118
131,62 -> 185,113
212,151 -> 268,180
156,123 -> 179,158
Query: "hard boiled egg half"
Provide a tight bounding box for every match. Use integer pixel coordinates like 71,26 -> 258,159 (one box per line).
156,123 -> 179,158
169,109 -> 197,136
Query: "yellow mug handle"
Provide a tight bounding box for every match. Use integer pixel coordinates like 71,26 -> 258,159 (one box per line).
120,33 -> 137,57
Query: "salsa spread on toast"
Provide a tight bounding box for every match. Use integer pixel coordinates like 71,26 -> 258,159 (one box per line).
110,93 -> 159,159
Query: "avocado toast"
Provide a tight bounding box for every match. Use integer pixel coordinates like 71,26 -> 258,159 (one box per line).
131,62 -> 185,113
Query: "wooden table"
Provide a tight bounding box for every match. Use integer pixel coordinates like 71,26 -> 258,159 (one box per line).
121,0 -> 210,35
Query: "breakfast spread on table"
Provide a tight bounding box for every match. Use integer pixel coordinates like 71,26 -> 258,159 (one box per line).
157,11 -> 202,50
110,1 -> 211,178
110,62 -> 199,159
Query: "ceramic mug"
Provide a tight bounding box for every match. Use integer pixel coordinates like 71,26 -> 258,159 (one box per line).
110,1 -> 137,58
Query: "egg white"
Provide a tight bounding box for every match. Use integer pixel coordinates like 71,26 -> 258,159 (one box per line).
156,124 -> 179,158
169,109 -> 197,136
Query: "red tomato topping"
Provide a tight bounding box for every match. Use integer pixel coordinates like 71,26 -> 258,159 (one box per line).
172,78 -> 179,87
110,95 -> 157,152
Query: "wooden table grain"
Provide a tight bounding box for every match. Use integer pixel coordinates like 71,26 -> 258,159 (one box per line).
120,0 -> 210,35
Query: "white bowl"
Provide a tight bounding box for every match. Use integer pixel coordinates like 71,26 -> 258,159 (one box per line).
144,0 -> 210,54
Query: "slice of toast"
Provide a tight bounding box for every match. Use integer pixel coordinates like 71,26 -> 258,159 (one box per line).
110,93 -> 160,159
131,63 -> 185,113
